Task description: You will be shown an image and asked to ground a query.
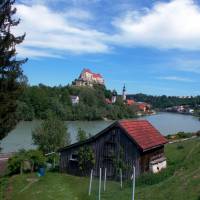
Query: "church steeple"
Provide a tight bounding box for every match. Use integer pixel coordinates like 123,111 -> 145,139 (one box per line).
122,84 -> 126,101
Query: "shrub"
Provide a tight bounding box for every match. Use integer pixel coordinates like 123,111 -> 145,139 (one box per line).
196,131 -> 200,137
176,132 -> 192,139
176,144 -> 184,150
7,149 -> 45,175
78,146 -> 95,175
136,166 -> 176,186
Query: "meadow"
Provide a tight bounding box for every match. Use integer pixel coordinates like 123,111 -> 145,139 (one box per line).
1,138 -> 200,200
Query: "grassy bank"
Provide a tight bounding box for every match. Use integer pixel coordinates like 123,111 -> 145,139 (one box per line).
1,138 -> 200,200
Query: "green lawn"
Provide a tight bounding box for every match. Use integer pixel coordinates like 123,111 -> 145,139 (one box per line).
1,138 -> 200,200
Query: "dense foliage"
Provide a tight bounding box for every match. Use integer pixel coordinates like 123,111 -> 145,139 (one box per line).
165,131 -> 200,140
78,146 -> 95,174
16,84 -> 138,121
7,149 -> 45,175
0,0 -> 27,140
127,93 -> 200,109
32,113 -> 70,154
76,128 -> 88,142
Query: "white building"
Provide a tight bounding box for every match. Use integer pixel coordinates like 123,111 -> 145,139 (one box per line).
70,96 -> 79,105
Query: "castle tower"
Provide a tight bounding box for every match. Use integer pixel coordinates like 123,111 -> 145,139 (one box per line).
122,84 -> 126,101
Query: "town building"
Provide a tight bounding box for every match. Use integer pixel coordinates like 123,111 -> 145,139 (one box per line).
105,98 -> 112,104
137,102 -> 151,112
111,96 -> 117,104
126,99 -> 135,106
73,68 -> 104,87
70,96 -> 79,105
59,120 -> 168,179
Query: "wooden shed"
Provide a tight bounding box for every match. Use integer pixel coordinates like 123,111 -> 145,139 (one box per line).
59,120 -> 168,179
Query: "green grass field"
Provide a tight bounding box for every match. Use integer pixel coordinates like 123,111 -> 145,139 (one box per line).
1,138 -> 200,200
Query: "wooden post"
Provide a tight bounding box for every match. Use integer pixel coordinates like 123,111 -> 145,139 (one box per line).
120,168 -> 122,189
99,168 -> 102,200
132,166 -> 135,200
103,168 -> 107,192
88,169 -> 93,196
53,157 -> 55,168
20,161 -> 23,175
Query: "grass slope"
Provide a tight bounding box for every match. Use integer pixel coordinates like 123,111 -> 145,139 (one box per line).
1,138 -> 200,200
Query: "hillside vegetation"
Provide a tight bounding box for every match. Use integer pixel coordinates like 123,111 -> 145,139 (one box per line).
1,138 -> 200,200
16,84 -> 138,121
128,93 -> 200,109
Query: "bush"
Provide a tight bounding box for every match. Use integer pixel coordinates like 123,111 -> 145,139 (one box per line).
7,149 -> 46,175
136,166 -> 175,186
176,132 -> 192,139
176,144 -> 184,150
0,177 -> 9,199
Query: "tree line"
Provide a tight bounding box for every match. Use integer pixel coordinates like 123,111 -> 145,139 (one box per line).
16,84 -> 138,121
127,93 -> 200,109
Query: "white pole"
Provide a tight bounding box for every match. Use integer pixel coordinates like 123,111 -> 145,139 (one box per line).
104,168 -> 107,192
88,169 -> 93,196
132,166 -> 135,200
99,168 -> 102,200
120,168 -> 122,189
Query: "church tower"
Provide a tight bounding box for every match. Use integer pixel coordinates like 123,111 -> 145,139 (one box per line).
122,84 -> 126,101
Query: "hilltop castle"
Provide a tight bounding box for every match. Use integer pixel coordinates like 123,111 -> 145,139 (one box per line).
73,68 -> 104,87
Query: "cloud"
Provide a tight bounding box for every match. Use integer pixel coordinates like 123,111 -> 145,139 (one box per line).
17,47 -> 62,59
112,0 -> 200,50
15,0 -> 200,58
14,4 -> 110,58
158,76 -> 195,82
173,58 -> 200,74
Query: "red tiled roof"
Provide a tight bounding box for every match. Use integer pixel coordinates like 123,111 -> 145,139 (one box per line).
83,69 -> 103,79
93,73 -> 102,78
119,120 -> 168,151
83,68 -> 92,74
126,99 -> 135,106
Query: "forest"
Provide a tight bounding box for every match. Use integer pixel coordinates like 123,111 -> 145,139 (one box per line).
16,84 -> 138,121
16,84 -> 200,121
127,93 -> 200,109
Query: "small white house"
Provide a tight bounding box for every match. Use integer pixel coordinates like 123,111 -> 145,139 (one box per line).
70,96 -> 79,105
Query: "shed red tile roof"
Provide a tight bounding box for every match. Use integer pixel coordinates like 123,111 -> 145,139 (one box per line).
119,120 -> 168,151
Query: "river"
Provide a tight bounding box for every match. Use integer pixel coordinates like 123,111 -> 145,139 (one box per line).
1,112 -> 200,153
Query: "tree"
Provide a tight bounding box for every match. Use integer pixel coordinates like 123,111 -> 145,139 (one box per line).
76,128 -> 88,142
0,0 -> 27,141
32,113 -> 71,154
78,146 -> 95,175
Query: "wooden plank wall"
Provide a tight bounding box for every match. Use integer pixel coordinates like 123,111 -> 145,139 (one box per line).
59,127 -> 162,179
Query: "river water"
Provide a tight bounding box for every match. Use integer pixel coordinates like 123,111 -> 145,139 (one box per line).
1,112 -> 200,153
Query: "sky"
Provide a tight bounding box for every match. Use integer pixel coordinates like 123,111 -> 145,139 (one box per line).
14,0 -> 200,96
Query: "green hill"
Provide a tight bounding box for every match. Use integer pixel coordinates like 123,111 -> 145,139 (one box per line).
1,138 -> 200,200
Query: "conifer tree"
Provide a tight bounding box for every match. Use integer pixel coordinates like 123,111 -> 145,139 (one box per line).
0,0 -> 27,141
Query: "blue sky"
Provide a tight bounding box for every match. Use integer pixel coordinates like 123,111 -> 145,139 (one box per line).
15,0 -> 200,96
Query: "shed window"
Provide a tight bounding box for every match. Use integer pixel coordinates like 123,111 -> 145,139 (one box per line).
70,153 -> 78,161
